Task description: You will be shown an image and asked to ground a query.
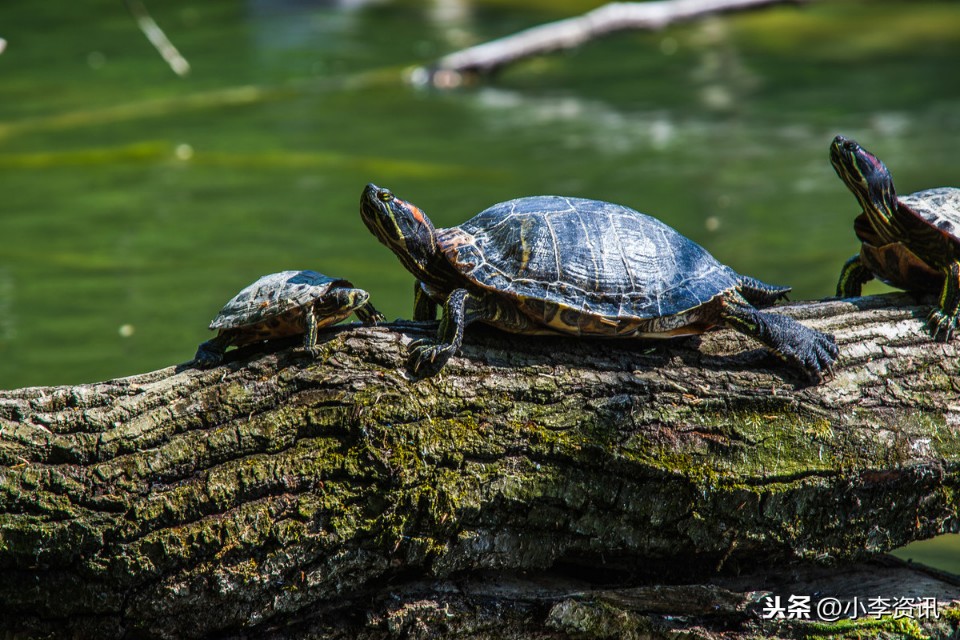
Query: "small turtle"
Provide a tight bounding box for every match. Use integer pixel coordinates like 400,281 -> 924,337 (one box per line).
831,135 -> 960,341
194,270 -> 383,367
360,183 -> 837,380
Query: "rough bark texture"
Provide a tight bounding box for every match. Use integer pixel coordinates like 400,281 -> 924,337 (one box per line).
0,293 -> 959,638
414,0 -> 807,87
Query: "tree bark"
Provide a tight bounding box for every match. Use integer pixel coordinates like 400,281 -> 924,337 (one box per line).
0,293 -> 958,638
414,0 -> 808,87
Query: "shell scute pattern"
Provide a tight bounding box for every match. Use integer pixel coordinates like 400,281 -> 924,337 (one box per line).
441,196 -> 738,322
210,270 -> 343,330
900,188 -> 960,244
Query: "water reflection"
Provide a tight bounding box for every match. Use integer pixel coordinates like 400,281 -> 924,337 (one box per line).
465,86 -> 686,157
688,19 -> 759,112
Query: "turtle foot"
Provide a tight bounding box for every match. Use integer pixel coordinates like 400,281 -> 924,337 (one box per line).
357,304 -> 386,326
298,345 -> 322,359
800,329 -> 840,382
365,312 -> 387,326
927,308 -> 958,342
193,342 -> 225,369
773,323 -> 839,383
407,339 -> 457,378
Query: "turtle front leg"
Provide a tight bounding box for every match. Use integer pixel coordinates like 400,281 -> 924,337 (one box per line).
194,332 -> 233,368
355,304 -> 385,325
409,288 -> 480,378
836,254 -> 874,297
928,261 -> 960,342
300,289 -> 384,357
301,307 -> 320,357
720,294 -> 838,382
409,289 -> 534,378
354,297 -> 386,325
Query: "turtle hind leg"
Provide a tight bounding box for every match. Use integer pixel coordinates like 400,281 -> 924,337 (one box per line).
928,261 -> 960,342
194,332 -> 232,368
720,294 -> 838,382
836,254 -> 874,297
736,275 -> 791,308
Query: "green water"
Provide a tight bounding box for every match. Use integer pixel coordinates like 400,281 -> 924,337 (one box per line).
1,0 -> 958,569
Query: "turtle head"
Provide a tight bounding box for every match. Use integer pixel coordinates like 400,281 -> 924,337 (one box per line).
360,183 -> 438,279
830,135 -> 898,227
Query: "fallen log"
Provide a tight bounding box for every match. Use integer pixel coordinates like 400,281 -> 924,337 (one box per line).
0,293 -> 958,638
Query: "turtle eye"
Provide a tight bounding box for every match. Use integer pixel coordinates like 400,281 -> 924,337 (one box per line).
378,190 -> 394,203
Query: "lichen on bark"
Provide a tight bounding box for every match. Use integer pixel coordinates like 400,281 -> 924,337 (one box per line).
0,293 -> 958,638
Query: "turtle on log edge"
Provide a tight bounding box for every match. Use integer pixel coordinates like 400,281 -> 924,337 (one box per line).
360,183 -> 838,382
193,270 -> 383,368
831,134 -> 960,342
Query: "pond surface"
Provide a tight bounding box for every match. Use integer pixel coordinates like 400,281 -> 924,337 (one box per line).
1,0 -> 958,569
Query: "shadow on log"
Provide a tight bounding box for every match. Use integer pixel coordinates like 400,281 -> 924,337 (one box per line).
0,293 -> 958,638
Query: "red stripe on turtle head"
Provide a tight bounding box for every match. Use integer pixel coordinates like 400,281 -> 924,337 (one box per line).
396,197 -> 427,226
866,152 -> 885,171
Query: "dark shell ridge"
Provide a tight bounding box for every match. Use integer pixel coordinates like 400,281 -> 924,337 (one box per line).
437,196 -> 739,320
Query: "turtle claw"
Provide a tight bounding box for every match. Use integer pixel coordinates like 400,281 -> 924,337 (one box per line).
811,333 -> 840,382
766,322 -> 839,383
926,308 -> 958,343
793,329 -> 839,383
358,306 -> 386,326
407,341 -> 456,378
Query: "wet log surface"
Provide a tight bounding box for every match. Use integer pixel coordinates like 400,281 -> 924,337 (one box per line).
0,292 -> 958,638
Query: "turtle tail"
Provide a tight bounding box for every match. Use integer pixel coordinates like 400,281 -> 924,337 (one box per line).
736,274 -> 791,309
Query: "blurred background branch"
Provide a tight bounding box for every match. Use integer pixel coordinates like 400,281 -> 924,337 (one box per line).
124,0 -> 189,76
414,0 -> 808,87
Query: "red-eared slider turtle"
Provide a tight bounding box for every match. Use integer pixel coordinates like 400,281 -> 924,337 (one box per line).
831,135 -> 960,341
360,184 -> 837,380
194,270 -> 383,367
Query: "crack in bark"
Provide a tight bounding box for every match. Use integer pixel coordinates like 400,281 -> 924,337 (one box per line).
0,294 -> 959,638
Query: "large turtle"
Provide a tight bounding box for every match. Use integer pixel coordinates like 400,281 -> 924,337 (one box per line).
194,270 -> 383,367
360,183 -> 837,380
831,135 -> 960,341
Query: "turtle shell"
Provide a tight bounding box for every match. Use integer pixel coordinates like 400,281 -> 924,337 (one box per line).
210,270 -> 346,330
899,187 -> 960,242
434,196 -> 739,334
855,187 -> 960,292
